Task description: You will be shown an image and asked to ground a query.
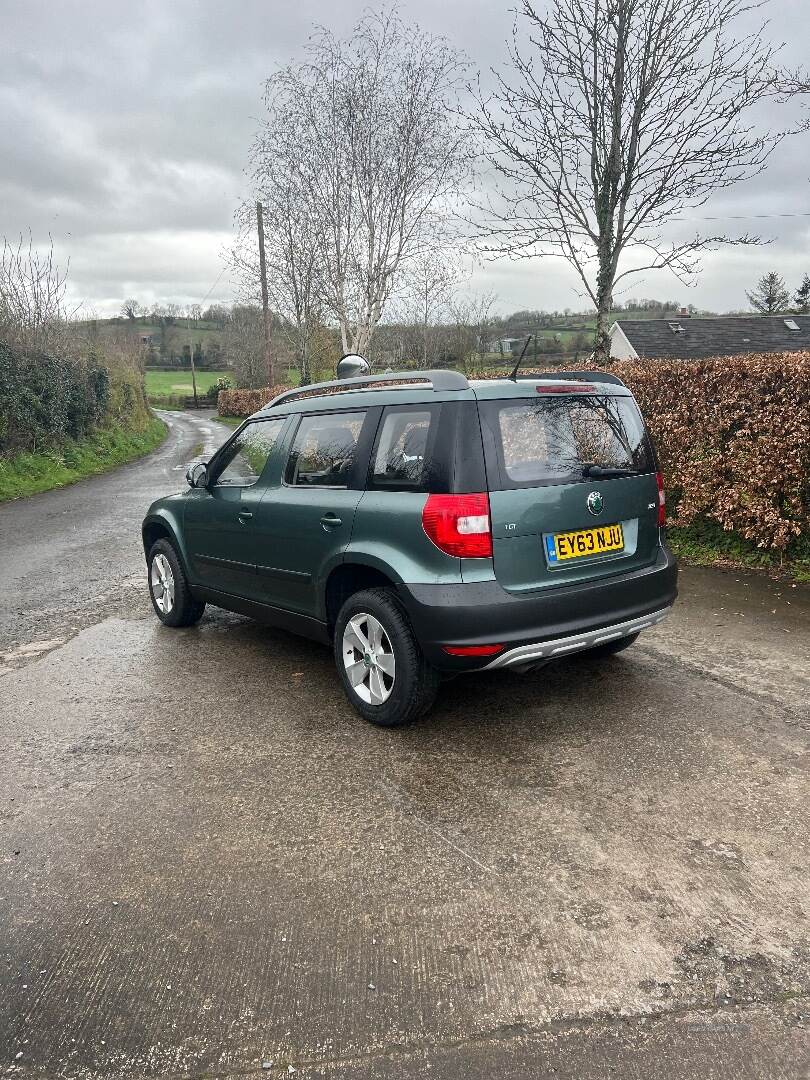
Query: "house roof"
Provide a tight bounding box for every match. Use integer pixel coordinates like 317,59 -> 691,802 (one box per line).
611,315 -> 810,359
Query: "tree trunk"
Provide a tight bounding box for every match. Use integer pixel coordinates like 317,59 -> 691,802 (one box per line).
299,339 -> 311,387
255,201 -> 276,387
593,244 -> 614,366
593,302 -> 611,366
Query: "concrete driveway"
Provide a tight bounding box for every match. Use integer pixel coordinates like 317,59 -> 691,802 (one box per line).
1,412 -> 808,1079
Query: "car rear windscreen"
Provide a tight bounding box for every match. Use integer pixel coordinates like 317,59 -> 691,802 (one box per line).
480,394 -> 655,488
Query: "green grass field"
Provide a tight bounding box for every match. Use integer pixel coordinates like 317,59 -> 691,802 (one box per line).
145,370 -> 223,399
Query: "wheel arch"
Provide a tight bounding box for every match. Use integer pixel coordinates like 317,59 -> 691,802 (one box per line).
142,512 -> 191,576
324,560 -> 400,636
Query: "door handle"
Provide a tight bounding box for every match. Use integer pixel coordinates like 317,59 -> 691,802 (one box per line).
320,513 -> 342,528
237,511 -> 253,524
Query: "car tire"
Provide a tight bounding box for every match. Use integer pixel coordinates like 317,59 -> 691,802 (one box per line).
584,631 -> 640,658
147,539 -> 205,628
334,587 -> 440,727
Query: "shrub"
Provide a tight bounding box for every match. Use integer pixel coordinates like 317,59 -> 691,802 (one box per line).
208,375 -> 234,400
584,352 -> 810,550
0,339 -> 151,456
217,384 -> 287,417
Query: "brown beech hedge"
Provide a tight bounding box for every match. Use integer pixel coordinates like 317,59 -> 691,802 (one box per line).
593,353 -> 809,550
219,352 -> 809,550
217,385 -> 287,418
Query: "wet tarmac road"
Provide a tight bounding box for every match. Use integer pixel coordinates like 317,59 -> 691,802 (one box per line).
1,414 -> 808,1079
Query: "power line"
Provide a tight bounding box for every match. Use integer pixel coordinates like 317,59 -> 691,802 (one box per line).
197,265 -> 228,310
671,210 -> 810,222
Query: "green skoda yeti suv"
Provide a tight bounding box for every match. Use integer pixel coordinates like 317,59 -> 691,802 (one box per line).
142,364 -> 677,726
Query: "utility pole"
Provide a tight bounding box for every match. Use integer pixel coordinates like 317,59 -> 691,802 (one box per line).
187,313 -> 198,409
256,200 -> 274,387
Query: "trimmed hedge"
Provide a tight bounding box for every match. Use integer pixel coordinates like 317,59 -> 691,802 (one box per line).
219,353 -> 809,551
217,385 -> 287,417
582,352 -> 809,550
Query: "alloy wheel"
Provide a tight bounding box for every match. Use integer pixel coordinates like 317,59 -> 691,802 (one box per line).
341,612 -> 395,705
150,553 -> 175,614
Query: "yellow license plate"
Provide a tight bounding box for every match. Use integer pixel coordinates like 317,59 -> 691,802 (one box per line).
547,523 -> 624,563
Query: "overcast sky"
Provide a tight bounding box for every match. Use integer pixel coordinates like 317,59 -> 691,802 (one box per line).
1,0 -> 808,318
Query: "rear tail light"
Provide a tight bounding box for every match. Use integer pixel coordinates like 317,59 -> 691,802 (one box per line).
422,493 -> 492,558
656,471 -> 666,527
442,643 -> 504,657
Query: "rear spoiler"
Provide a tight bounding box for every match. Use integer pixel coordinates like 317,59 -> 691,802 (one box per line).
521,370 -> 627,388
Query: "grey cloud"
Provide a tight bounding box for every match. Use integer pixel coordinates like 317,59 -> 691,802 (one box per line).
1,0 -> 808,314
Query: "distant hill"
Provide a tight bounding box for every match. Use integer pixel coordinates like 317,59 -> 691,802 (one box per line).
87,316 -> 227,369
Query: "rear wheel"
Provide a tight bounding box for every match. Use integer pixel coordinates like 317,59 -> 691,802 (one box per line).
147,539 -> 205,627
334,587 -> 440,727
584,631 -> 639,659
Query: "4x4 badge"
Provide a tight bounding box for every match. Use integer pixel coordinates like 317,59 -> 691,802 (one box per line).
587,491 -> 604,515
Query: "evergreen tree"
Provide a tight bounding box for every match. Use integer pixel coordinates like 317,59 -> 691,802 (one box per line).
746,272 -> 791,314
794,274 -> 810,314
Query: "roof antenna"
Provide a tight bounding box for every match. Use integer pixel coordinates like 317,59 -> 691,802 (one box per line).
509,335 -> 533,382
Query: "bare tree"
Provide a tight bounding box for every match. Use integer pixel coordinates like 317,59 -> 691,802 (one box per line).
223,304 -> 293,389
222,304 -> 267,389
251,9 -> 471,356
471,0 -> 807,362
747,271 -> 791,313
447,289 -> 499,372
120,298 -> 142,320
233,178 -> 325,386
0,234 -> 74,348
399,254 -> 463,366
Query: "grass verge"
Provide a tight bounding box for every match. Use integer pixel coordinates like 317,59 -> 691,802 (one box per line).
0,416 -> 168,502
213,416 -> 243,429
668,517 -> 810,584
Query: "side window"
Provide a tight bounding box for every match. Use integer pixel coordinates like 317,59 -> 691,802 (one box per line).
371,409 -> 433,489
213,418 -> 286,487
285,411 -> 367,488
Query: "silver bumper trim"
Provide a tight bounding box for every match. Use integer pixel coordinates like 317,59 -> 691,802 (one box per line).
483,606 -> 672,670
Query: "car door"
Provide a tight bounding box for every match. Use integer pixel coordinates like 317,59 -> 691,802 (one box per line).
249,408 -> 377,617
184,415 -> 289,598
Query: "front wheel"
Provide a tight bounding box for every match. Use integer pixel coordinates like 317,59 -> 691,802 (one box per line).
147,539 -> 205,627
334,587 -> 440,727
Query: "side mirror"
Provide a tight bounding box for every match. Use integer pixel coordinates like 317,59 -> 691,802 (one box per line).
186,461 -> 208,488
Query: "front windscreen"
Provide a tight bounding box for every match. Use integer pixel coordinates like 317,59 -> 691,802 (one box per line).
482,394 -> 655,488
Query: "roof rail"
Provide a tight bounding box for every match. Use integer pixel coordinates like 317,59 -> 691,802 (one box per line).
522,369 -> 627,388
263,369 -> 470,409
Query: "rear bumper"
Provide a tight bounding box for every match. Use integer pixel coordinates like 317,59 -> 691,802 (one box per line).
396,543 -> 678,671
483,606 -> 671,669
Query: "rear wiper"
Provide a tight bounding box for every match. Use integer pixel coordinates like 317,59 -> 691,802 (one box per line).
581,464 -> 641,478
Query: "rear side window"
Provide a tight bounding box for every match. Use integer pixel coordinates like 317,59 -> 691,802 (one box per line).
285,411 -> 367,487
372,409 -> 433,488
481,394 -> 654,488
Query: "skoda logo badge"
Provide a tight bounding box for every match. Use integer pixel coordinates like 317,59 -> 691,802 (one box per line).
587,490 -> 604,516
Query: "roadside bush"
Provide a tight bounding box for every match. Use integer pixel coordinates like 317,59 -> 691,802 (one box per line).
217,385 -> 286,416
0,339 -> 151,455
583,352 -> 810,550
208,375 -> 234,400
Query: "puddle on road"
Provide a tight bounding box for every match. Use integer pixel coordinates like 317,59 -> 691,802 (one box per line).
1,575 -> 150,674
1,636 -> 71,669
